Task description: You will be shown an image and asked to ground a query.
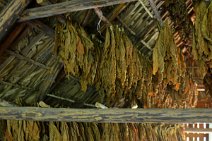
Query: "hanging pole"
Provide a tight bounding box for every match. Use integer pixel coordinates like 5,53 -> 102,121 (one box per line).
0,107 -> 211,123
19,0 -> 137,22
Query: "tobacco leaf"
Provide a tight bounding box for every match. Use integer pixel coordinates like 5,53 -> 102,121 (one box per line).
49,122 -> 61,141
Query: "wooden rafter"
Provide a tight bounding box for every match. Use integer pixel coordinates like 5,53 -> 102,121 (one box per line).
148,0 -> 163,27
19,0 -> 137,21
0,107 -> 211,123
0,0 -> 31,42
0,23 -> 26,57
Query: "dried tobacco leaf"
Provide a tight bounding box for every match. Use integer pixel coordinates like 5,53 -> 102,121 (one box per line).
60,122 -> 69,141
49,122 -> 61,141
192,1 -> 212,75
56,20 -> 97,92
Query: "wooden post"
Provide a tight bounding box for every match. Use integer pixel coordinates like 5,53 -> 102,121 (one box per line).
0,0 -> 31,42
20,0 -> 137,21
0,107 -> 211,123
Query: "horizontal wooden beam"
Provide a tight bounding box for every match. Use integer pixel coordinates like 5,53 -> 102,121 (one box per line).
0,107 -> 211,123
185,128 -> 212,133
20,0 -> 137,21
0,0 -> 31,42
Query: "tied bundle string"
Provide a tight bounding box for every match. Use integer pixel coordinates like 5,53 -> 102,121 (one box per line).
97,15 -> 102,35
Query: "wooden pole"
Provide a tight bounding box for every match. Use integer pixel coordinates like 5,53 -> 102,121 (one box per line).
0,107 -> 211,123
0,0 -> 31,42
19,0 -> 137,21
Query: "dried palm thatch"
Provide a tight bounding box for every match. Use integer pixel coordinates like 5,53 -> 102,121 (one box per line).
0,26 -> 61,105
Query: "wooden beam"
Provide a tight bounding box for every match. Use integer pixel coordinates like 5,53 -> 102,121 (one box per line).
185,128 -> 212,133
0,107 -> 211,123
0,23 -> 26,57
20,0 -> 137,21
148,0 -> 163,27
0,0 -> 31,42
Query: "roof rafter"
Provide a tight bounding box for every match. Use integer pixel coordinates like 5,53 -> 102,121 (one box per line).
19,0 -> 137,22
0,0 -> 31,42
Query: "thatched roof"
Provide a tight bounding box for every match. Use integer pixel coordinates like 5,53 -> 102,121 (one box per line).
0,0 -> 212,140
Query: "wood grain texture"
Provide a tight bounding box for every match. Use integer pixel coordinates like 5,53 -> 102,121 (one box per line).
0,0 -> 31,42
0,107 -> 211,123
20,0 -> 137,21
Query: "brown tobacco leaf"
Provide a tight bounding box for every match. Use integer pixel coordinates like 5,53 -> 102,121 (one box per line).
76,39 -> 84,55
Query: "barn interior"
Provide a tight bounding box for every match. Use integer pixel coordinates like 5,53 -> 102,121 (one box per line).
0,0 -> 212,140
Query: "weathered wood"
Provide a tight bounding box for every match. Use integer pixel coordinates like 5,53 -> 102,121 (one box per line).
0,0 -> 31,42
148,0 -> 163,27
0,23 -> 26,57
20,0 -> 137,21
185,128 -> 212,133
0,107 -> 211,123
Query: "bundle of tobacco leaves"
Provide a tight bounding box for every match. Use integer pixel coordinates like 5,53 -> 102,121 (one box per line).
55,20 -> 99,91
96,26 -> 143,106
55,21 -> 144,107
153,21 -> 186,86
150,20 -> 198,108
55,19 -> 198,108
4,120 -> 184,141
192,1 -> 212,78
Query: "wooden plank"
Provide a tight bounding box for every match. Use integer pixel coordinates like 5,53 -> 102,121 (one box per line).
0,107 -> 211,123
186,133 -> 209,138
0,0 -> 31,42
20,0 -> 137,21
185,128 -> 212,133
